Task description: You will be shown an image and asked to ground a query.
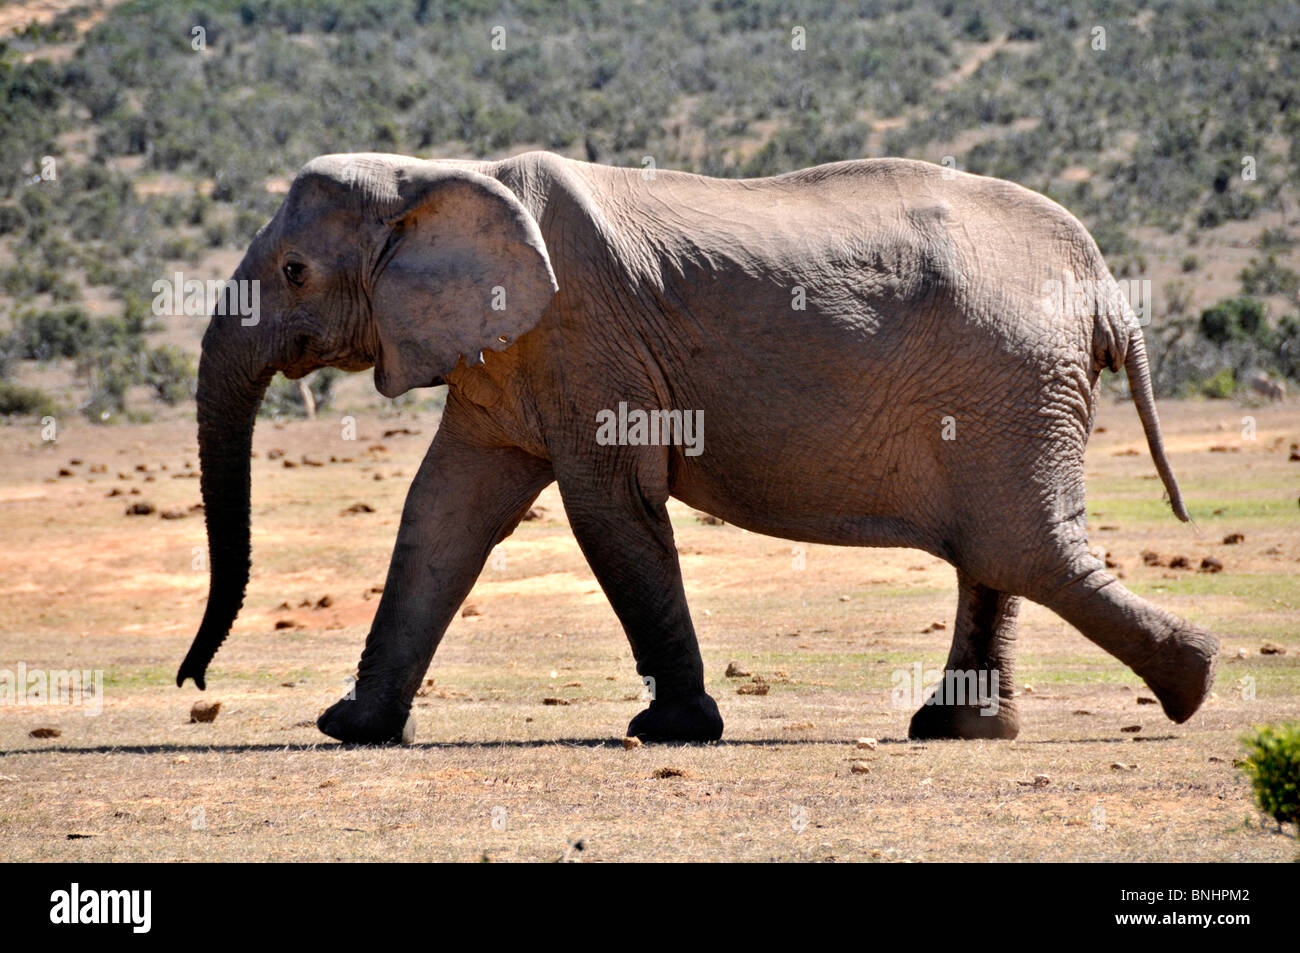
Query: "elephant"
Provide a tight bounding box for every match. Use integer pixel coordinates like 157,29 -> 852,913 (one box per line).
176,150 -> 1219,744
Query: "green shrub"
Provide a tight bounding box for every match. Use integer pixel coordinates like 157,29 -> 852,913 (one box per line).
15,306 -> 94,360
77,347 -> 137,422
1198,367 -> 1237,398
1198,297 -> 1269,347
0,380 -> 57,416
1239,723 -> 1300,833
1239,255 -> 1300,300
142,345 -> 196,405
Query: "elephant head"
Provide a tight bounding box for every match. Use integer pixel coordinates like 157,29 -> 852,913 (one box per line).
176,153 -> 558,689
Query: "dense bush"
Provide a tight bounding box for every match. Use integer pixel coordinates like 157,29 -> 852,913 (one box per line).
1239,723 -> 1300,834
142,345 -> 197,405
0,380 -> 56,417
1150,297 -> 1300,397
2,0 -> 1299,415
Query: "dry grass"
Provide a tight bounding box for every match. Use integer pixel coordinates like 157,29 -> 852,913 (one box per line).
0,398 -> 1297,861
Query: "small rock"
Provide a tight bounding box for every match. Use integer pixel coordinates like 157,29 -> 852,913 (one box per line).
1072,709 -> 1094,716
542,697 -> 569,706
621,736 -> 643,750
1198,557 -> 1223,573
724,661 -> 751,678
461,604 -> 480,618
159,509 -> 186,520
855,737 -> 878,750
1140,550 -> 1164,566
341,502 -> 375,514
124,502 -> 156,516
924,621 -> 946,632
1120,724 -> 1142,733
1260,642 -> 1286,655
29,727 -> 61,739
1168,555 -> 1190,569
189,700 -> 221,723
274,619 -> 298,630
1136,696 -> 1157,705
850,761 -> 871,774
314,595 -> 333,609
522,507 -> 545,521
1110,762 -> 1137,772
695,512 -> 724,525
1222,533 -> 1244,545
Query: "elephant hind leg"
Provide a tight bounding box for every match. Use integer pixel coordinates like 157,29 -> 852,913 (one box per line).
1026,561 -> 1218,723
909,570 -> 1021,740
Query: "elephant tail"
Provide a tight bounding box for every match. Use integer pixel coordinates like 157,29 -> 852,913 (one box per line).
1122,327 -> 1190,522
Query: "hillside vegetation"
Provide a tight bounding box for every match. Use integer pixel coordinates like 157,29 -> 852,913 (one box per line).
2,0 -> 1299,419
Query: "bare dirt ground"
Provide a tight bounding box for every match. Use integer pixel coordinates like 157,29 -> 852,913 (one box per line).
0,398 -> 1297,862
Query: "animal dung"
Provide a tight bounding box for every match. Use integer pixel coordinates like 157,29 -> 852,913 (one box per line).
652,767 -> 685,779
340,502 -> 375,514
1222,533 -> 1244,544
123,501 -> 155,516
621,736 -> 643,750
1260,642 -> 1286,655
542,697 -> 569,706
29,727 -> 61,739
189,701 -> 221,723
724,660 -> 751,678
736,682 -> 769,695
461,604 -> 481,617
1198,557 -> 1224,573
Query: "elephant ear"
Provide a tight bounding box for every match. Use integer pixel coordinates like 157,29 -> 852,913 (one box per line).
370,167 -> 557,398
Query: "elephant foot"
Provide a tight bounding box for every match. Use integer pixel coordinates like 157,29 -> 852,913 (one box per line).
317,695 -> 414,745
908,696 -> 1019,740
628,693 -> 724,742
1135,624 -> 1219,724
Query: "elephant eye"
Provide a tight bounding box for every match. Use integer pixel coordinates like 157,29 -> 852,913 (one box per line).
282,261 -> 306,287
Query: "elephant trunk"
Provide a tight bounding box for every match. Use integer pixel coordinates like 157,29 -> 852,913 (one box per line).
176,313 -> 274,689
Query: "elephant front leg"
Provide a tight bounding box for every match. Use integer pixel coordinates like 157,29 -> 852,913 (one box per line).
558,478 -> 723,743
318,436 -> 553,743
909,571 -> 1021,740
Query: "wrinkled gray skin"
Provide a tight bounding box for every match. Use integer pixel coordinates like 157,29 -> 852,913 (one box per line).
178,151 -> 1219,744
